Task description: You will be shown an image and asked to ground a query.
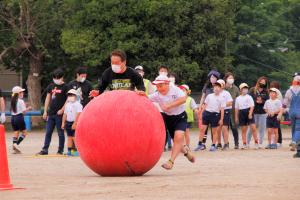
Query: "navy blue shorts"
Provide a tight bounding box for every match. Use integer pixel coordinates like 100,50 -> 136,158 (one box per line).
187,122 -> 193,129
267,115 -> 280,128
65,121 -> 75,137
202,111 -> 220,128
162,112 -> 187,139
223,109 -> 231,126
11,114 -> 26,131
239,108 -> 255,126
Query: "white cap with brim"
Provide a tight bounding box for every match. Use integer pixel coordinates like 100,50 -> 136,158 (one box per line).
152,75 -> 170,85
67,89 -> 78,95
239,83 -> 249,90
135,65 -> 144,71
216,79 -> 225,87
12,86 -> 25,94
269,88 -> 279,95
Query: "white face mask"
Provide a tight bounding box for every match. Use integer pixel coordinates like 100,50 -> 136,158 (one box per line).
242,88 -> 249,95
112,64 -> 122,73
210,76 -> 217,84
53,79 -> 63,85
79,77 -> 86,83
67,96 -> 76,102
138,72 -> 144,77
227,78 -> 234,85
169,77 -> 175,84
159,72 -> 168,76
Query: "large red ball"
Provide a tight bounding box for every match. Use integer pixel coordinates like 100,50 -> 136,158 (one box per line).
76,90 -> 165,176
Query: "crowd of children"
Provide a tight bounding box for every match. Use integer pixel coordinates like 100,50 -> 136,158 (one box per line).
0,49 -> 299,169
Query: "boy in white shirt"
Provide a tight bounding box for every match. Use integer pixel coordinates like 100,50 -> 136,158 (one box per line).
264,88 -> 282,149
62,89 -> 83,156
235,83 -> 259,149
149,75 -> 195,170
197,81 -> 225,152
216,80 -> 233,150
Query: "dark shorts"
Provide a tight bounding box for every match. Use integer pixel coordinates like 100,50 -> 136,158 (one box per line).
267,115 -> 280,128
202,111 -> 220,128
239,108 -> 255,126
187,122 -> 193,129
162,112 -> 187,139
11,114 -> 26,131
65,121 -> 75,137
223,109 -> 231,126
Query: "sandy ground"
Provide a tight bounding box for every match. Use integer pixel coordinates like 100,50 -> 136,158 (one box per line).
1,128 -> 300,200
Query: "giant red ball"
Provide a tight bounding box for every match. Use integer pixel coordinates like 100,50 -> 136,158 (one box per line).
76,90 -> 165,176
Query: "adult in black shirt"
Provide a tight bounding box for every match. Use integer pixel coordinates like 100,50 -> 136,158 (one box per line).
90,49 -> 145,97
0,89 -> 6,124
67,67 -> 93,107
37,69 -> 68,155
247,76 -> 269,146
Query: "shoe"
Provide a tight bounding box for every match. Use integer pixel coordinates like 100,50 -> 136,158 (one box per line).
162,159 -> 174,170
194,144 -> 206,151
277,143 -> 282,148
12,144 -> 21,154
290,143 -> 296,151
217,143 -> 222,150
57,151 -> 64,155
241,144 -> 247,150
293,152 -> 300,158
272,144 -> 278,149
254,143 -> 259,150
265,144 -> 271,149
72,151 -> 79,156
209,145 -> 217,152
183,146 -> 195,163
66,151 -> 73,156
234,145 -> 239,149
36,150 -> 48,156
222,143 -> 229,150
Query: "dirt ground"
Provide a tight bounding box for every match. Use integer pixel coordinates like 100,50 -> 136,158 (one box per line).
1,128 -> 300,200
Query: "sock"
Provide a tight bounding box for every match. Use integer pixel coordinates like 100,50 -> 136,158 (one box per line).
13,137 -> 18,144
17,134 -> 26,145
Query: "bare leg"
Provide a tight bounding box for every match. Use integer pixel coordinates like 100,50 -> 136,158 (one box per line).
185,128 -> 190,147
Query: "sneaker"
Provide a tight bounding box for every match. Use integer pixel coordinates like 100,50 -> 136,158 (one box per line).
194,144 -> 206,151
290,143 -> 296,151
234,145 -> 239,149
222,143 -> 229,151
241,144 -> 247,150
36,150 -> 48,156
254,143 -> 259,150
217,143 -> 222,150
66,151 -> 73,156
57,151 -> 64,155
209,145 -> 217,152
265,144 -> 271,149
293,152 -> 300,158
12,144 -> 21,154
272,144 -> 278,149
72,151 -> 79,156
277,143 -> 282,148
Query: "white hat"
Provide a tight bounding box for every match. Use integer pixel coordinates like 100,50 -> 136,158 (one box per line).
270,88 -> 279,95
239,83 -> 249,90
152,75 -> 170,85
67,89 -> 78,95
180,84 -> 190,91
135,65 -> 144,71
12,86 -> 25,94
216,79 -> 225,87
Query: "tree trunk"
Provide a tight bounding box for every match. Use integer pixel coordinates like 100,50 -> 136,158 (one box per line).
26,52 -> 43,110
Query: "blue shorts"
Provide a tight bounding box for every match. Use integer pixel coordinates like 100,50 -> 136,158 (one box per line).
11,114 -> 26,131
223,109 -> 231,126
239,108 -> 255,126
267,115 -> 280,128
202,111 -> 220,128
65,121 -> 75,137
187,122 -> 193,129
162,112 -> 187,139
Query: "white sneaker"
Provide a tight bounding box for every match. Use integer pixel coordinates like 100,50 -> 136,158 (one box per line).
241,144 -> 247,150
277,143 -> 282,148
12,143 -> 21,154
254,143 -> 259,150
258,144 -> 263,149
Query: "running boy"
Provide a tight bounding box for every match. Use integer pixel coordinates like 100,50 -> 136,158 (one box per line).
179,84 -> 198,147
197,81 -> 225,152
235,83 -> 259,149
10,86 -> 31,154
62,89 -> 83,156
149,75 -> 195,170
264,88 -> 282,149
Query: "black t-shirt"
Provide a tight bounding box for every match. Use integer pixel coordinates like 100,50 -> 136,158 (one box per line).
67,80 -> 93,107
97,67 -> 145,93
45,83 -> 68,115
202,83 -> 214,99
249,87 -> 269,114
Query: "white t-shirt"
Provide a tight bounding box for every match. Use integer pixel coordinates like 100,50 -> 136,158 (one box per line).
263,99 -> 282,114
204,93 -> 226,113
11,99 -> 26,115
64,101 -> 83,122
235,94 -> 255,110
188,97 -> 198,110
149,85 -> 186,115
220,90 -> 233,109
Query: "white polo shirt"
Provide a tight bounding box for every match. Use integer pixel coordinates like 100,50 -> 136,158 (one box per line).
64,101 -> 83,122
235,94 -> 255,110
263,99 -> 282,113
149,85 -> 186,116
220,90 -> 233,110
204,93 -> 226,113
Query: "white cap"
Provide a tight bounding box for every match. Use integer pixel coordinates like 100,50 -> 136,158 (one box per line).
135,65 -> 144,71
152,75 -> 170,85
216,79 -> 225,87
180,84 -> 190,91
12,86 -> 25,94
270,88 -> 279,95
67,89 -> 78,95
239,83 -> 249,90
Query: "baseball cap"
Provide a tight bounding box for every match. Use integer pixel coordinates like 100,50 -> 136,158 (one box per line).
216,79 -> 225,87
179,84 -> 190,91
239,83 -> 249,90
12,86 -> 25,94
269,88 -> 279,95
135,65 -> 144,71
152,75 -> 170,85
67,89 -> 78,95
